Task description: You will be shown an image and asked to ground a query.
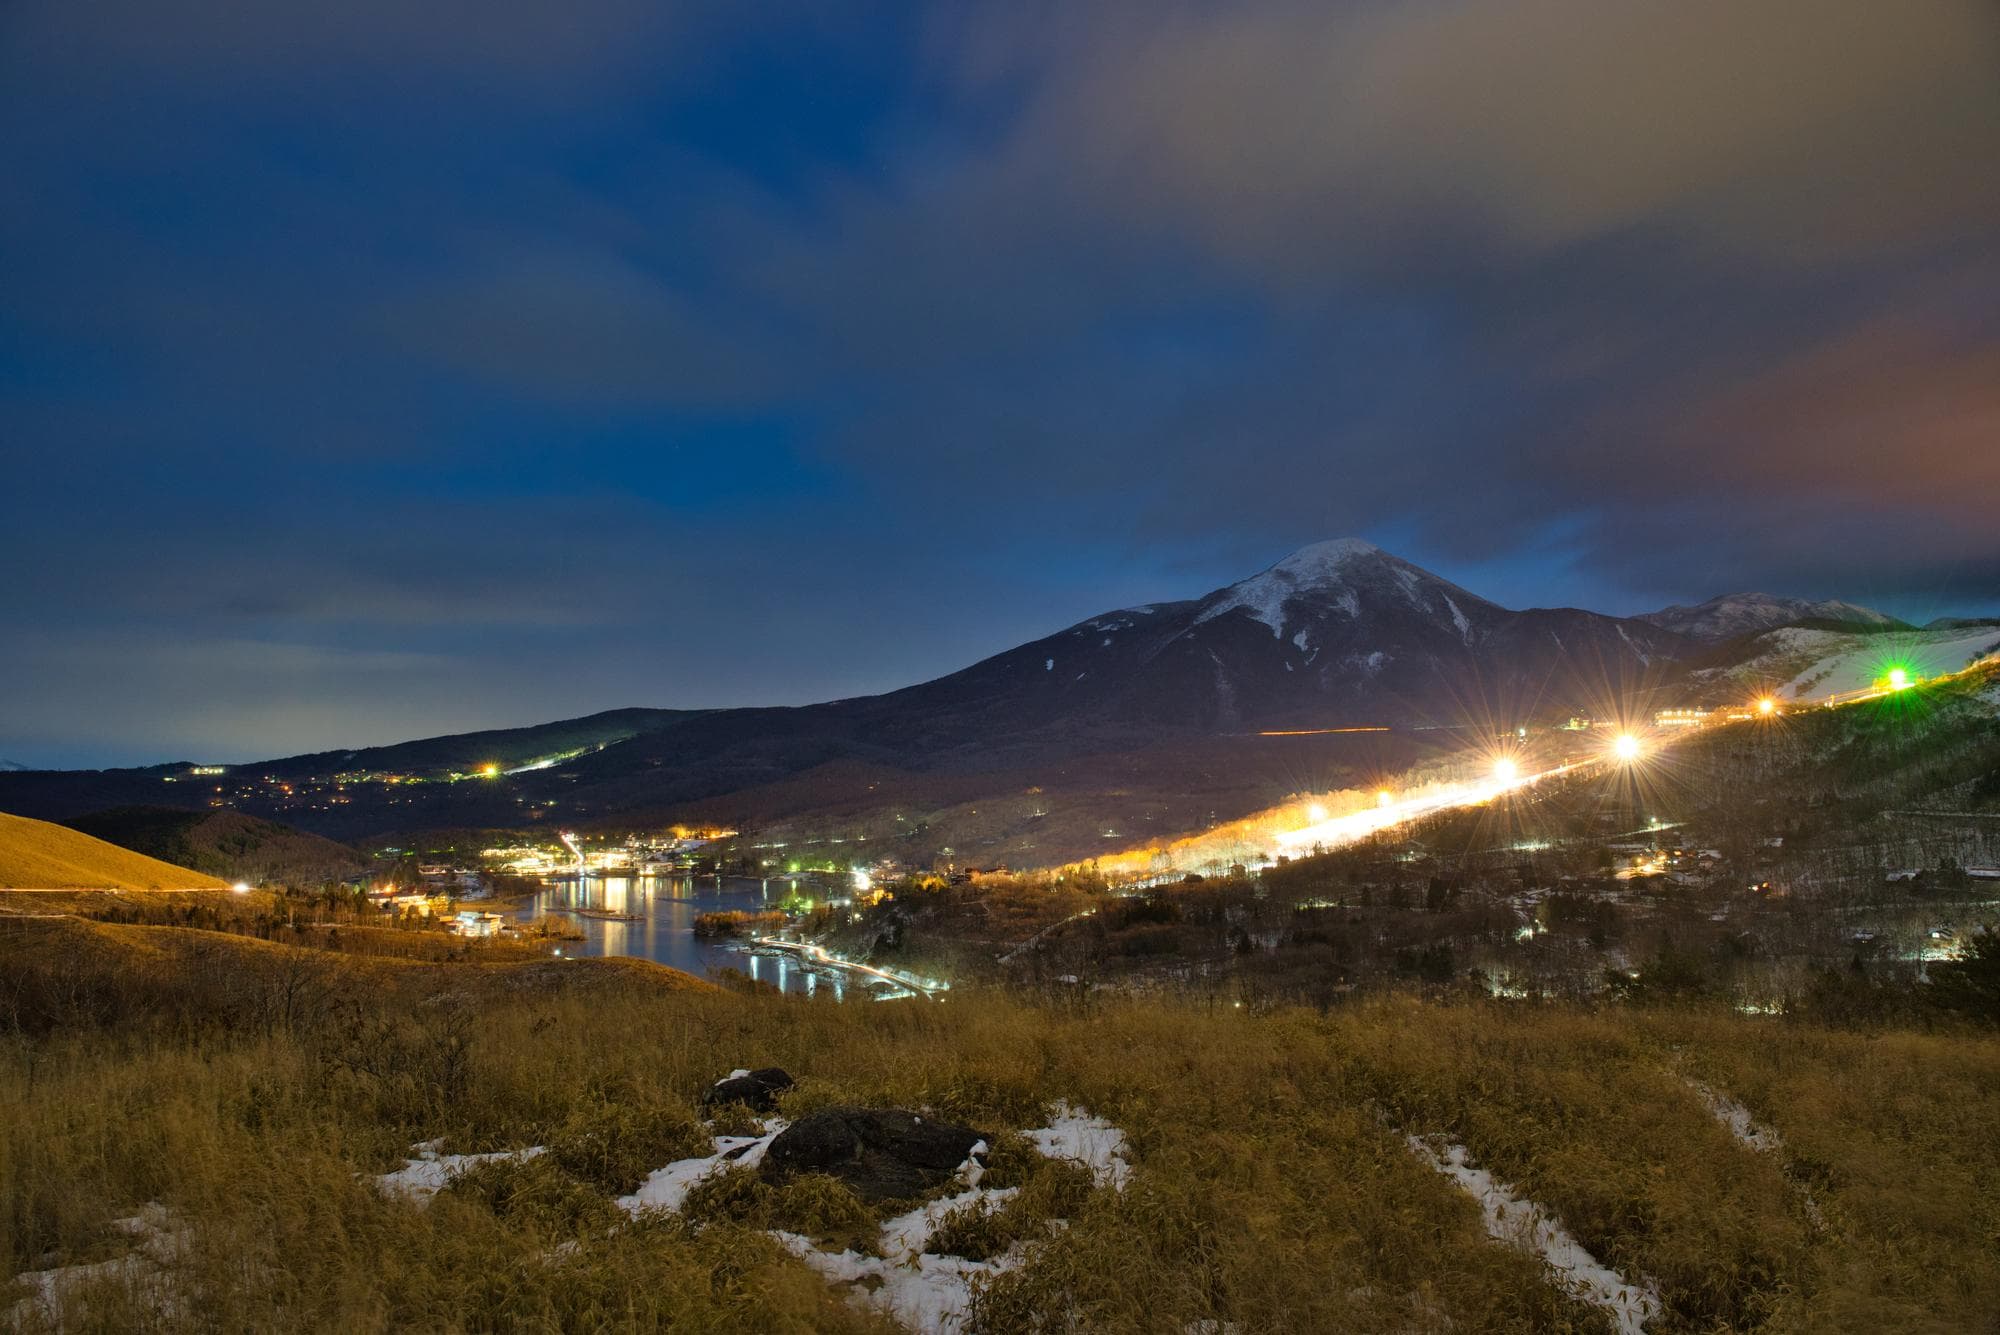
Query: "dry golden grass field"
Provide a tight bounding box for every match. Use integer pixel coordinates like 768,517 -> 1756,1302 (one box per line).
1,915 -> 1996,1333
0,811 -> 230,892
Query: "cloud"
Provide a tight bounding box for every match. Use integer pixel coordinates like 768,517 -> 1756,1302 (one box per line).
375,243 -> 788,408
968,0 -> 2000,274
0,0 -> 710,92
716,1 -> 2000,587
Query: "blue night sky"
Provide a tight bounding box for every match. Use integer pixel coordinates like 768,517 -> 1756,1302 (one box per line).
3,1 -> 1998,767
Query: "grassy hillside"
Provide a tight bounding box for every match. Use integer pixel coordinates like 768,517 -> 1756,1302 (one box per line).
61,806 -> 367,886
0,810 -> 229,891
2,919 -> 1995,1333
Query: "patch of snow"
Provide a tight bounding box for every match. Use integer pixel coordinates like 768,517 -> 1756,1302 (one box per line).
1407,1137 -> 1660,1334
1443,594 -> 1473,643
1683,1082 -> 1825,1227
375,1142 -> 545,1201
618,1122 -> 790,1215
774,1232 -> 1030,1335
619,1103 -> 1132,1334
879,1184 -> 1021,1261
1292,628 -> 1312,653
1101,636 -> 1113,647
1025,1101 -> 1132,1189
957,1140 -> 988,1189
6,1204 -> 188,1327
772,1107 -> 1124,1335
1086,607 -> 1163,632
1686,1082 -> 1782,1154
1044,658 -> 1054,672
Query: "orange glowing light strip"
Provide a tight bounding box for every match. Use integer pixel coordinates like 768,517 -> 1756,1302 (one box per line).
1257,726 -> 1392,736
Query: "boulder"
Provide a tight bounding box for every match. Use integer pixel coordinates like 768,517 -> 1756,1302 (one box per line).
702,1067 -> 794,1114
762,1107 -> 986,1201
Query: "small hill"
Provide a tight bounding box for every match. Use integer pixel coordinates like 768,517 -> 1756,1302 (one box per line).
62,806 -> 368,886
1638,591 -> 1904,642
0,809 -> 230,890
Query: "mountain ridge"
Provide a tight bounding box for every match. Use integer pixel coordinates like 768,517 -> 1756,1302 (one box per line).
1637,591 -> 1904,643
0,540 -> 1950,853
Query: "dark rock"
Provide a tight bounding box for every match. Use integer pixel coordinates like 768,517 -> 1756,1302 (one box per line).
702,1067 -> 794,1114
762,1107 -> 986,1201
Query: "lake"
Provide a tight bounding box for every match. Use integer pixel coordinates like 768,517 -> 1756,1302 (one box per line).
521,873 -> 881,999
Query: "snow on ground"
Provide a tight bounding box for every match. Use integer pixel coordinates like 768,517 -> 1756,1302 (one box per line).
1684,1081 -> 1826,1228
1687,1082 -> 1783,1154
6,1203 -> 187,1326
769,1105 -> 1129,1332
375,1141 -> 546,1201
773,1232 -> 1033,1335
616,1122 -> 789,1215
773,1165 -> 1027,1335
621,1101 -> 1131,1335
358,1096 -> 1132,1334
1406,1137 -> 1661,1335
1024,1100 -> 1132,1189
878,1178 -> 1014,1260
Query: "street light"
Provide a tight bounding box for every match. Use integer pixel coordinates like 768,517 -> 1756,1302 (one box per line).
1494,758 -> 1519,784
1613,733 -> 1642,763
1756,697 -> 1776,716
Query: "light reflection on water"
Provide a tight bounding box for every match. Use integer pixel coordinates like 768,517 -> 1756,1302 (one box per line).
523,874 -> 849,999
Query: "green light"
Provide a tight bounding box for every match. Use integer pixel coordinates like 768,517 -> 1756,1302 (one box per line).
1888,666 -> 1911,691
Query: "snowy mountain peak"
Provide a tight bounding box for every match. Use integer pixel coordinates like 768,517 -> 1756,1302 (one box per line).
1266,536 -> 1383,576
1191,538 -> 1492,640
